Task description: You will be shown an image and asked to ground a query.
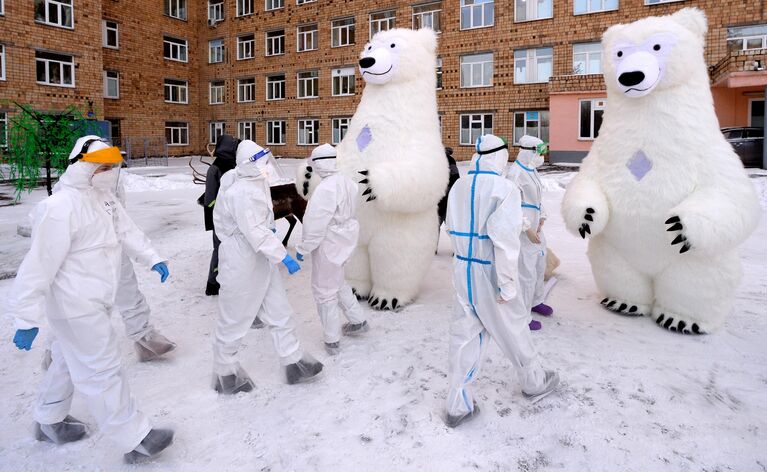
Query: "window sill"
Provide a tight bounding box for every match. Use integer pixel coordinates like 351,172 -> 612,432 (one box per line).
513,80 -> 550,85
168,143 -> 189,147
331,44 -> 356,49
297,48 -> 319,53
235,13 -> 255,18
237,57 -> 255,61
237,100 -> 256,104
266,53 -> 286,57
104,45 -> 119,50
37,81 -> 75,89
265,7 -> 285,12
513,16 -> 553,23
165,101 -> 189,105
577,137 -> 596,141
105,96 -> 120,100
266,98 -> 285,101
459,24 -> 494,32
209,102 -> 226,106
460,84 -> 493,89
209,61 -> 225,65
164,14 -> 188,22
297,96 -> 319,100
35,20 -> 74,30
267,142 -> 286,146
573,8 -> 619,16
332,93 -> 355,97
164,58 -> 189,63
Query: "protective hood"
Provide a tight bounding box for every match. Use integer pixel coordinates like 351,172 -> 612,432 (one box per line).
212,134 -> 239,174
68,135 -> 122,165
235,140 -> 271,180
310,143 -> 338,177
469,134 -> 510,177
59,136 -> 116,190
517,135 -> 545,169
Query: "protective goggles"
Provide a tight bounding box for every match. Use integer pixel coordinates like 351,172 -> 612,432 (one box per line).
249,148 -> 272,162
476,137 -> 509,155
519,142 -> 549,155
311,154 -> 336,161
70,138 -> 123,165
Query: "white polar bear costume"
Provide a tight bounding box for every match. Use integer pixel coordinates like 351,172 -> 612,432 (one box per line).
296,28 -> 447,310
561,8 -> 760,334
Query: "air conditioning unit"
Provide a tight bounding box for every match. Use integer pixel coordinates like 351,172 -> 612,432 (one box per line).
208,18 -> 218,27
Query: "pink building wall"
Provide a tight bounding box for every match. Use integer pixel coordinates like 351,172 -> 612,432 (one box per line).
712,86 -> 764,128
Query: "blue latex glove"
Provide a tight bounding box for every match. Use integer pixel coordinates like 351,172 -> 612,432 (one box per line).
281,255 -> 301,275
296,252 -> 304,262
13,327 -> 39,351
152,262 -> 169,283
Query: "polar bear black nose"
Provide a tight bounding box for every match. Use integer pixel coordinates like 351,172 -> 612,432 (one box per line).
619,71 -> 645,87
359,57 -> 376,69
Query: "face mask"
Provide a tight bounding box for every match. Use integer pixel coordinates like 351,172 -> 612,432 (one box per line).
91,168 -> 120,193
531,153 -> 545,168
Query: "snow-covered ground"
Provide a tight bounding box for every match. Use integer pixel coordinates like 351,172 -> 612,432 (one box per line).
0,160 -> 766,471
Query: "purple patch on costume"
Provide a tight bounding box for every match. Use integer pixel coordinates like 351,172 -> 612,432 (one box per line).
357,126 -> 372,152
627,150 -> 652,181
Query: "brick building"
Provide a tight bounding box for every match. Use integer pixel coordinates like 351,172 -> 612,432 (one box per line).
0,0 -> 765,162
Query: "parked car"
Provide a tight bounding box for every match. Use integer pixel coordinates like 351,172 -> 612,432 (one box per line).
722,126 -> 764,168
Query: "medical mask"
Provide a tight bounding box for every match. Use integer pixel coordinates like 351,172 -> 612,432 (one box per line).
531,153 -> 545,168
91,168 -> 120,193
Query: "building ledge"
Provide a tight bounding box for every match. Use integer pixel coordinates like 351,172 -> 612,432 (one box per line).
710,50 -> 767,88
549,74 -> 606,94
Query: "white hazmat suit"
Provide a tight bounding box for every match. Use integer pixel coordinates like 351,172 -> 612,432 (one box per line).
444,134 -> 558,426
295,144 -> 368,352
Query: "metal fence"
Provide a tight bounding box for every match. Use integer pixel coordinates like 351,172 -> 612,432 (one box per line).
114,137 -> 169,167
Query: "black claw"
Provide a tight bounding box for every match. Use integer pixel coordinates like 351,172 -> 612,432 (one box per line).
601,298 -> 609,305
370,297 -> 379,307
380,299 -> 388,310
671,234 -> 686,245
367,195 -> 377,202
618,303 -> 627,312
680,243 -> 691,254
656,314 -> 665,324
677,321 -> 687,332
359,170 -> 368,176
306,166 -> 312,172
586,208 -> 595,214
392,298 -> 398,309
584,214 -> 593,222
579,227 -> 586,239
583,224 -> 591,235
606,300 -> 616,308
665,216 -> 680,225
666,222 -> 683,232
663,317 -> 674,329
305,173 -> 312,179
683,329 -> 691,334
692,323 -> 701,334
362,188 -> 372,196
628,305 -> 637,313
359,179 -> 369,185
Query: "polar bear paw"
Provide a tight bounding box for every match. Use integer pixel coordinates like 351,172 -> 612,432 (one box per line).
351,287 -> 369,301
651,310 -> 708,335
600,297 -> 648,317
367,290 -> 408,311
665,216 -> 692,254
358,170 -> 377,202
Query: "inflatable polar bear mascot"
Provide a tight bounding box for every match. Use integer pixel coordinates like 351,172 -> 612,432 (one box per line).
562,8 -> 759,334
296,28 -> 448,310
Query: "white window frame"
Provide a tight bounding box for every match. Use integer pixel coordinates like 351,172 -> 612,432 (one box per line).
514,0 -> 551,23
297,24 -> 318,52
209,39 -> 225,64
332,117 -> 352,144
266,0 -> 284,11
297,119 -> 320,145
0,0 -> 4,16
644,0 -> 684,4
514,47 -> 553,84
238,121 -> 256,141
0,112 -> 8,149
436,57 -> 443,90
332,67 -> 355,96
238,77 -> 256,102
460,53 -> 493,88
574,0 -> 618,15
412,2 -> 441,32
572,42 -> 602,75
163,36 -> 188,62
727,25 -> 767,52
164,79 -> 189,104
297,0 -> 316,4
165,122 -> 189,146
460,0 -> 493,30
578,99 -> 605,140
513,110 -> 549,144
102,20 -> 119,49
459,113 -> 493,146
35,51 -> 75,88
0,44 -> 5,81
297,70 -> 319,99
237,34 -> 255,60
266,30 -> 285,56
210,121 -> 226,144
267,120 -> 286,145
331,18 -> 355,48
237,0 -> 254,16
209,80 -> 225,104
369,11 -> 396,39
266,74 -> 286,101
35,0 -> 74,29
104,70 -> 120,99
208,0 -> 224,22
165,0 -> 187,20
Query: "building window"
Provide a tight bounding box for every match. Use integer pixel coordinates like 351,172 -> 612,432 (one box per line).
573,42 -> 602,75
209,39 -> 225,63
460,53 -> 493,88
267,120 -> 286,145
332,18 -> 355,47
460,0 -> 493,30
332,117 -> 352,144
165,122 -> 189,146
513,110 -> 549,144
574,0 -> 618,15
436,57 -> 443,89
108,119 -> 121,143
413,3 -> 441,32
238,121 -> 256,141
266,74 -> 286,100
208,0 -> 224,22
104,70 -> 119,99
644,0 -> 684,4
210,80 -> 225,104
297,24 -> 318,52
102,20 -> 119,49
163,36 -> 188,62
460,113 -> 493,145
298,119 -> 320,145
297,70 -> 319,99
750,99 -> 765,127
165,0 -> 187,20
0,112 -> 8,149
210,121 -> 226,144
164,79 -> 189,104
579,100 -> 604,140
727,24 -> 767,52
515,0 -> 551,22
0,44 -> 5,81
0,0 -> 4,16
297,0 -> 316,4
266,0 -> 284,11
514,47 -> 553,84
369,11 -> 395,39
237,34 -> 255,60
332,67 -> 355,96
266,30 -> 285,56
238,77 -> 256,102
237,0 -> 254,16
35,0 -> 73,29
35,51 -> 74,87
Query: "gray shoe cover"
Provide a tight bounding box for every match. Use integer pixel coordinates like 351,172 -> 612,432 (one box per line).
285,355 -> 324,385
251,317 -> 265,329
446,402 -> 480,428
522,370 -> 560,403
124,428 -> 174,464
324,342 -> 340,356
135,330 -> 177,362
213,366 -> 255,394
35,415 -> 88,444
342,320 -> 369,336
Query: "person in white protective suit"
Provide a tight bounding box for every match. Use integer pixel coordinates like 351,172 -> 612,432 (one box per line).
444,134 -> 560,428
7,136 -> 174,463
212,140 -> 323,393
294,144 -> 369,355
506,134 -> 554,330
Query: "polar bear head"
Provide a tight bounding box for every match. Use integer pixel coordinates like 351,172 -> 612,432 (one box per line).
602,8 -> 707,99
358,28 -> 438,86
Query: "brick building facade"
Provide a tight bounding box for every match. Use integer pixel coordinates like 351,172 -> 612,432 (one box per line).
1,0 -> 765,162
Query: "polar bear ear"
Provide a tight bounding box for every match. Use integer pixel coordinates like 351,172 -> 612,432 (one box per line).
602,22 -> 625,46
416,28 -> 438,54
671,8 -> 707,38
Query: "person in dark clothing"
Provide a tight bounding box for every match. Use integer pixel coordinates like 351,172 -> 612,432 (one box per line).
438,147 -> 461,228
204,135 -> 239,296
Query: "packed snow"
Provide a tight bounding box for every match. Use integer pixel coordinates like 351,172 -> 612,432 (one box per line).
0,160 -> 766,471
